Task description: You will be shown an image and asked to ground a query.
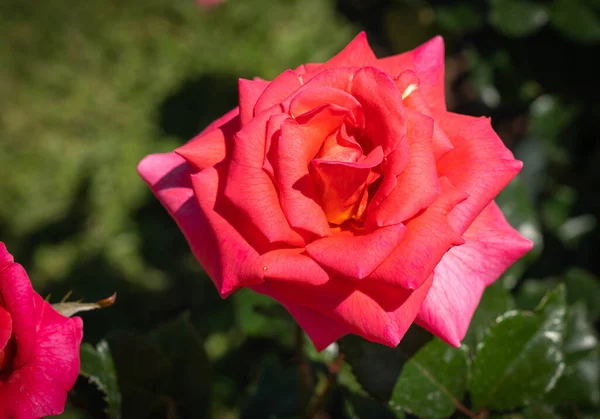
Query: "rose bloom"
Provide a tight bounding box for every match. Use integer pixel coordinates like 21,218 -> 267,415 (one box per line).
138,33 -> 532,350
0,243 -> 83,418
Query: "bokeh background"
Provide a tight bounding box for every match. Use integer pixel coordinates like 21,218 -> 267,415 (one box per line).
1,0 -> 600,417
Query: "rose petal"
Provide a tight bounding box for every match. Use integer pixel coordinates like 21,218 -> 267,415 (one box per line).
225,161 -> 305,247
367,108 -> 439,227
0,306 -> 11,353
252,283 -> 349,351
306,223 -> 406,279
0,263 -> 36,367
285,67 -> 359,109
276,106 -> 350,237
239,78 -> 270,125
224,108 -> 305,246
437,112 -> 523,235
317,32 -> 377,72
190,165 -> 265,297
0,295 -> 82,418
376,36 -> 446,111
350,67 -> 407,155
396,70 -> 453,160
138,153 -> 264,297
231,104 -> 284,170
310,146 -> 383,224
263,113 -> 290,179
289,86 -> 362,123
284,303 -> 349,351
0,243 -> 14,271
262,273 -> 433,347
304,63 -> 323,73
260,248 -> 330,285
368,177 -> 467,290
176,112 -> 240,171
416,201 -> 534,346
316,123 -> 363,163
254,69 -> 302,116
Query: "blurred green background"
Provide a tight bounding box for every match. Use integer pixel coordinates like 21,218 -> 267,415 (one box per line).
1,0 -> 600,418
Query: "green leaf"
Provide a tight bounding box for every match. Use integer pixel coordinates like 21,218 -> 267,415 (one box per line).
240,356 -> 299,419
518,269 -> 600,319
470,286 -> 566,410
551,0 -> 600,43
563,303 -> 598,354
564,268 -> 600,322
547,303 -> 600,406
79,340 -> 121,419
464,282 -> 516,352
107,313 -> 210,419
489,0 -> 549,37
106,331 -> 170,418
516,278 -> 559,310
340,325 -> 432,401
522,404 -> 562,418
389,339 -> 469,418
147,313 -> 211,419
344,389 -> 401,419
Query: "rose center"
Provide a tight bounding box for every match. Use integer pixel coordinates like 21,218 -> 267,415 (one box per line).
309,121 -> 382,226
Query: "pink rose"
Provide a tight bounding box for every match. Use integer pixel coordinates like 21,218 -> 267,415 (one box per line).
138,33 -> 532,350
0,243 -> 83,419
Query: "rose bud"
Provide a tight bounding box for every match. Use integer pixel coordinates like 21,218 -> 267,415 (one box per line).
138,33 -> 533,350
0,243 -> 83,418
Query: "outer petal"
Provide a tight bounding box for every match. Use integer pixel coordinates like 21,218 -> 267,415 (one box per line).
284,303 -> 349,351
416,201 -> 534,346
176,111 -> 240,171
254,70 -> 302,116
252,282 -> 350,351
0,295 -> 82,419
238,78 -> 270,125
437,112 -> 523,235
137,153 -> 263,297
350,67 -> 407,155
0,243 -> 13,271
310,32 -> 377,73
376,36 -> 446,111
259,249 -> 330,286
190,165 -> 265,297
366,109 -> 439,227
225,108 -> 305,246
197,107 -> 240,137
225,161 -> 305,246
0,263 -> 36,367
306,223 -> 406,279
368,177 -> 467,289
262,274 -> 433,347
396,70 -> 453,160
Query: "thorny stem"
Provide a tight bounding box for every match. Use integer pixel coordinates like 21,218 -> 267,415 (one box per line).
473,409 -> 489,419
